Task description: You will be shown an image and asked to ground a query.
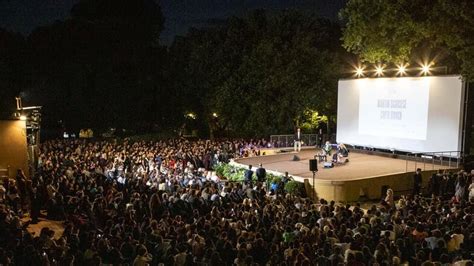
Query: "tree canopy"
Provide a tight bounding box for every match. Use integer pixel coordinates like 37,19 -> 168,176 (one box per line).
170,10 -> 343,137
0,4 -> 343,138
26,0 -> 167,131
340,0 -> 474,80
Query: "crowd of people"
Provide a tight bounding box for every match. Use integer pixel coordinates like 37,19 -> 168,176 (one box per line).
0,138 -> 473,265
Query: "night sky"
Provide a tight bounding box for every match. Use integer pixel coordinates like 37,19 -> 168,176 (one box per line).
0,0 -> 346,44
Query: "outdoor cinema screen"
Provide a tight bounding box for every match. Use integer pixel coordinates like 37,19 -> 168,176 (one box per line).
336,76 -> 464,154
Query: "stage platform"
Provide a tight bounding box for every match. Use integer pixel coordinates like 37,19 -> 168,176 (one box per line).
235,149 -> 459,202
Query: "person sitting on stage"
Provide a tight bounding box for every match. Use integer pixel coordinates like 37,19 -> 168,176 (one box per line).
338,143 -> 349,157
332,152 -> 348,165
323,141 -> 332,156
317,151 -> 327,162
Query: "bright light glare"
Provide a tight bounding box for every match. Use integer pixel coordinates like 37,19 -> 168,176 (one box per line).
397,64 -> 407,75
375,66 -> 384,76
19,115 -> 27,121
212,112 -> 218,118
186,112 -> 197,119
421,64 -> 431,75
355,67 -> 364,77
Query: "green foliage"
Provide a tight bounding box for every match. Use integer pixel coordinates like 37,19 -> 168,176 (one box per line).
214,163 -> 226,178
284,180 -> 306,196
1,8 -> 344,137
268,173 -> 282,184
217,164 -> 289,183
299,109 -> 328,132
340,0 -> 474,81
217,164 -> 251,182
171,10 -> 343,137
266,174 -> 284,190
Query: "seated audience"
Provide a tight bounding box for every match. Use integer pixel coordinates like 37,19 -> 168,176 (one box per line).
0,138 -> 471,265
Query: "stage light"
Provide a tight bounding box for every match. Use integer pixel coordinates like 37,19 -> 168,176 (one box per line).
355,67 -> 364,77
397,64 -> 407,76
421,64 -> 431,75
19,115 -> 27,121
375,66 -> 384,76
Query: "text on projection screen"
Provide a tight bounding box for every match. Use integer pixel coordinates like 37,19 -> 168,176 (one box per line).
358,78 -> 429,140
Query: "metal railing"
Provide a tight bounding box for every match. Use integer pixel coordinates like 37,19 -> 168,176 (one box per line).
405,151 -> 462,172
270,134 -> 321,148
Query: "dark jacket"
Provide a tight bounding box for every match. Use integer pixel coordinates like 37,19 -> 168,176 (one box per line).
256,167 -> 266,182
244,169 -> 254,183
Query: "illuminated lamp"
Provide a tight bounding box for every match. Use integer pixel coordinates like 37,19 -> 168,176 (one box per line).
421,64 -> 431,75
375,65 -> 384,76
397,64 -> 407,75
355,67 -> 364,77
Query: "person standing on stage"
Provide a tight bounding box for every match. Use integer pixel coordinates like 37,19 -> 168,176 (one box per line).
413,168 -> 423,195
294,128 -> 302,152
323,141 -> 332,156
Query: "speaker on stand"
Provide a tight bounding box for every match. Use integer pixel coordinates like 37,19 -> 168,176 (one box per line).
309,159 -> 318,172
309,158 -> 318,199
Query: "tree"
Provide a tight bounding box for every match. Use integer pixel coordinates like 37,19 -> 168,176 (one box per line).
340,0 -> 474,80
26,0 -> 167,132
0,28 -> 28,117
171,10 -> 343,137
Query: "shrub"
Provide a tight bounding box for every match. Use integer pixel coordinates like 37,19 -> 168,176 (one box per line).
285,180 -> 305,196
265,173 -> 282,187
214,163 -> 226,178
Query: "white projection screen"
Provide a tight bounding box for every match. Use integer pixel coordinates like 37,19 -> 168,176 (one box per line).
336,76 -> 464,155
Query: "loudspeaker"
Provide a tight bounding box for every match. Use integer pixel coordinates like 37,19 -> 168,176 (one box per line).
292,155 -> 300,161
309,159 -> 318,172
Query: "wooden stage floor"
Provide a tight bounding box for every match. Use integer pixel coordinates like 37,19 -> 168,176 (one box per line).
235,149 -> 456,183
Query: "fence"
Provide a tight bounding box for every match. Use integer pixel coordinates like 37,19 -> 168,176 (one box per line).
270,134 -> 320,148
405,151 -> 462,172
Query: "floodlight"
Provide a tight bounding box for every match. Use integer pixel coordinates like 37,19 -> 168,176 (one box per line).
375,66 -> 384,76
421,64 -> 431,75
397,64 -> 407,75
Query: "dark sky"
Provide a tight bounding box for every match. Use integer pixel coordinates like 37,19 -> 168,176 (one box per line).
0,0 -> 346,44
